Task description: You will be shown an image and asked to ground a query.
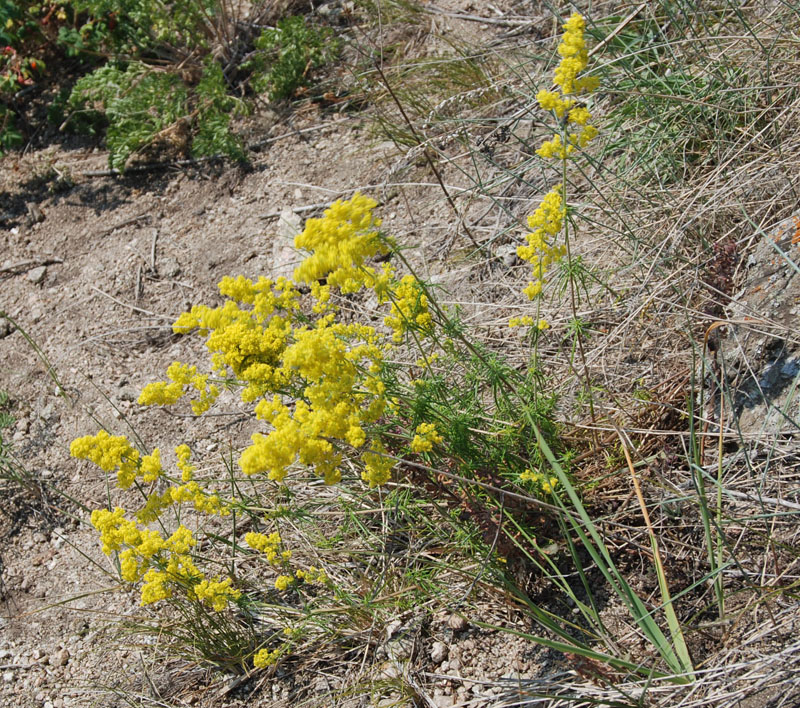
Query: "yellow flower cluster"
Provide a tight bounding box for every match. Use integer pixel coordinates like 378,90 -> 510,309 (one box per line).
536,13 -> 599,159
72,436 -> 227,524
245,531 -> 291,565
361,440 -> 395,488
509,316 -> 550,330
520,468 -> 559,494
88,508 -> 243,608
384,275 -> 433,343
194,577 -> 241,612
410,422 -> 443,453
253,647 -> 283,668
294,565 -> 329,586
240,316 -> 387,484
138,361 -> 221,415
293,193 -> 392,294
516,187 -> 567,301
274,565 -> 329,592
70,431 -> 141,488
168,276 -> 299,404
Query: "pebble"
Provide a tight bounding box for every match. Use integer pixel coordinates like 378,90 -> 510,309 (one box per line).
430,640 -> 448,664
52,648 -> 69,667
2,671 -> 13,683
448,614 -> 468,632
27,266 -> 47,284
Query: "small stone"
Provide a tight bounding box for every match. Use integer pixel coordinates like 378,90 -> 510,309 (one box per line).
3,671 -> 13,683
117,387 -> 137,403
27,266 -> 47,284
496,244 -> 519,267
433,695 -> 454,708
52,649 -> 69,667
448,614 -> 468,633
430,641 -> 448,664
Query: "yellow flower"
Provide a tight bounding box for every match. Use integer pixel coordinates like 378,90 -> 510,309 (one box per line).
537,13 -> 599,158
274,574 -> 293,591
509,316 -> 535,328
194,577 -> 240,612
245,531 -> 286,565
384,275 -> 433,343
253,647 -> 282,668
70,431 -> 140,488
293,193 -> 387,293
410,422 -> 443,453
140,448 -> 163,483
517,187 -> 566,301
361,440 -> 394,488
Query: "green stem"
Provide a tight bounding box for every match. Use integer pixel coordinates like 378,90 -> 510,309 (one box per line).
559,143 -> 598,443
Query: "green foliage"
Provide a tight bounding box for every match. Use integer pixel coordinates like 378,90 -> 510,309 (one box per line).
247,15 -> 337,101
0,389 -> 14,433
1,2 -> 340,165
67,59 -> 244,169
0,104 -> 22,152
65,0 -> 216,56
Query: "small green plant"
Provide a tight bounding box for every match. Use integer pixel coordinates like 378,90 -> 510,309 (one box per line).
0,389 -> 15,435
246,15 -> 337,101
66,59 -> 245,169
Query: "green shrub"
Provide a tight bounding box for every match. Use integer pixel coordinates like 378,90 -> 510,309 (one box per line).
1,1 -> 340,164
247,15 -> 338,101
67,59 -> 245,169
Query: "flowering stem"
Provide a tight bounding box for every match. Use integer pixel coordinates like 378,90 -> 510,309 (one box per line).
560,140 -> 598,442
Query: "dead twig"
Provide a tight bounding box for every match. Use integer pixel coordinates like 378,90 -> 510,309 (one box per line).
98,213 -> 151,237
0,258 -> 64,277
89,286 -> 173,320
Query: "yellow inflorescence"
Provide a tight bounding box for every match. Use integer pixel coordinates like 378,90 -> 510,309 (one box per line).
70,431 -> 141,488
509,316 -> 550,330
410,422 -> 443,453
521,468 -> 559,495
245,531 -> 291,565
536,13 -> 599,159
194,577 -> 241,612
516,186 -> 567,303
87,508 -> 241,609
361,439 -> 395,488
293,193 -> 390,294
384,275 -> 433,343
253,647 -> 283,668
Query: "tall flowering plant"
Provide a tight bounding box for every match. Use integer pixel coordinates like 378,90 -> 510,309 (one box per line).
513,12 -> 599,428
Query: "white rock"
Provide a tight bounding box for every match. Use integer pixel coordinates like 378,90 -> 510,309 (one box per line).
430,640 -> 448,664
27,266 -> 47,284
